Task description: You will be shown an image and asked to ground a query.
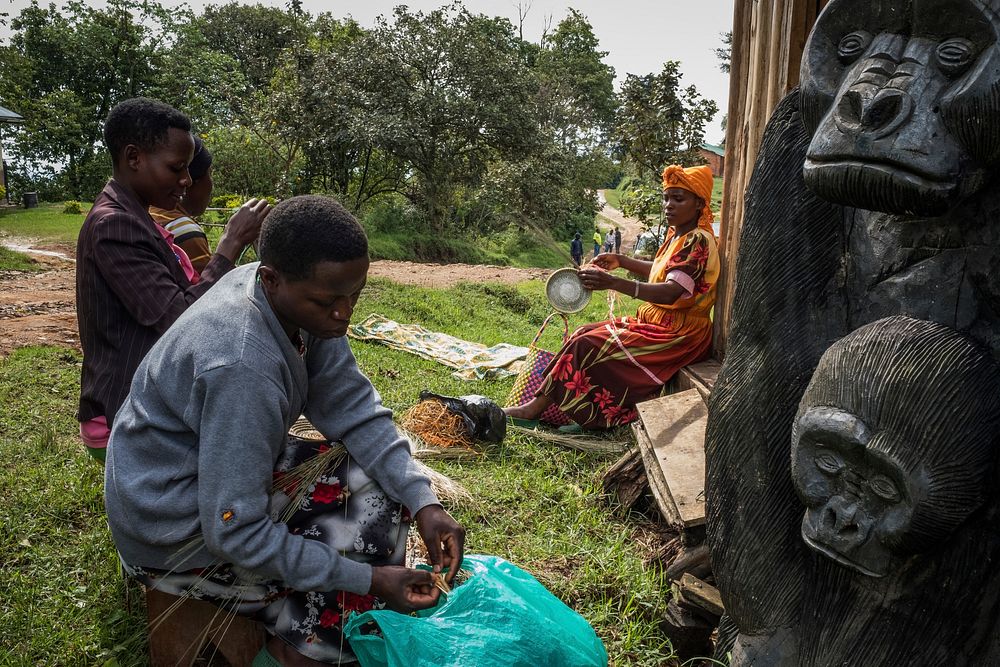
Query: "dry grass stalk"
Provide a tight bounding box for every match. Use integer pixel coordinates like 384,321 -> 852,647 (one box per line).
508,424 -> 627,453
432,572 -> 451,595
400,399 -> 475,450
272,442 -> 348,524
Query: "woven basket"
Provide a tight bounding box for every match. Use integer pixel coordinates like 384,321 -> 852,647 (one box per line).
288,417 -> 326,442
504,313 -> 573,426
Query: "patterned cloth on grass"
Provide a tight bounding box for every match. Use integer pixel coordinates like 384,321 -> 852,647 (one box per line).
348,313 -> 528,380
123,437 -> 408,665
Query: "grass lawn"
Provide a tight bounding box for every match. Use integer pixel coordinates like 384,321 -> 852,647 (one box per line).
0,277 -> 679,665
711,177 -> 724,218
0,203 -> 89,245
0,245 -> 44,272
1,203 -> 572,269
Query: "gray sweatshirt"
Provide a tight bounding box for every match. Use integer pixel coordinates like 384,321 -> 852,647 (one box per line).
104,263 -> 438,595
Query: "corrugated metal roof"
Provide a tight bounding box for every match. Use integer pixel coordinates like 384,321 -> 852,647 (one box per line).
0,105 -> 25,123
700,143 -> 725,157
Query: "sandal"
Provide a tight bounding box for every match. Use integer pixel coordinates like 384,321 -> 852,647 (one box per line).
557,423 -> 584,435
507,416 -> 540,429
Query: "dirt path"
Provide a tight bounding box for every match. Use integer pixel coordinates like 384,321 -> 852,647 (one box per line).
367,260 -> 549,287
0,240 -> 552,357
596,191 -> 647,255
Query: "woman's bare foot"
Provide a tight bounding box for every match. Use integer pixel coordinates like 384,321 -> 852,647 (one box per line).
504,396 -> 552,420
266,636 -> 328,666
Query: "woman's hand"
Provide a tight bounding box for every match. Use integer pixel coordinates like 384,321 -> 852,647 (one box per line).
216,198 -> 272,261
369,565 -> 440,612
591,252 -> 620,271
415,505 -> 465,586
578,265 -> 620,292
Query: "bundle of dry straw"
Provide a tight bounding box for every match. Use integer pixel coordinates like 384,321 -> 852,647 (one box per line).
400,398 -> 475,451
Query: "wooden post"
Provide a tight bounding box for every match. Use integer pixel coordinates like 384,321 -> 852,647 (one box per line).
714,0 -> 830,357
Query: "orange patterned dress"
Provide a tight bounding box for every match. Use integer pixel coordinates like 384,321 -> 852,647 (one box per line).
536,227 -> 719,429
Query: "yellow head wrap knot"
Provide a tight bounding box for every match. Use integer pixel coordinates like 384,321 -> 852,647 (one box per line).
661,164 -> 716,235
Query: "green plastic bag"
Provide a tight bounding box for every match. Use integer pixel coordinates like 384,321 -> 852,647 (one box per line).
344,554 -> 608,667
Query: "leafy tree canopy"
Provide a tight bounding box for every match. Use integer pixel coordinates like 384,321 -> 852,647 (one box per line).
614,61 -> 718,186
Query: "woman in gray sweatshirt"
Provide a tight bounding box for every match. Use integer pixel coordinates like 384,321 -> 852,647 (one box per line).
104,195 -> 465,666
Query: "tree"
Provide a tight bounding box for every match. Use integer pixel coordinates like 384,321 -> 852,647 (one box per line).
146,13 -> 246,132
532,9 -> 617,151
716,31 -> 732,74
205,125 -> 284,197
288,13 -> 400,208
325,3 -> 539,230
195,2 -> 303,94
0,0 -> 176,198
614,62 -> 718,185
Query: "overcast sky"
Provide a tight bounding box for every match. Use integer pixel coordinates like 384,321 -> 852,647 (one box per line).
1,0 -> 735,141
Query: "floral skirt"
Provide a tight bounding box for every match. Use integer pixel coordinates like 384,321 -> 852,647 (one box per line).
536,316 -> 711,430
123,437 -> 408,664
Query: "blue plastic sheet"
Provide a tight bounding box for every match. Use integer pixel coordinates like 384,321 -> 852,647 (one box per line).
345,554 -> 608,667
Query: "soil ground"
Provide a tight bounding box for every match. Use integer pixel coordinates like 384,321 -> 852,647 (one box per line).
0,241 -> 553,357
596,192 -> 647,254
0,201 -> 645,357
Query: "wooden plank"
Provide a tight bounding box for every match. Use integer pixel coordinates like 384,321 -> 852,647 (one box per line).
661,600 -> 715,659
633,422 -> 683,525
675,358 -> 723,403
714,0 -> 831,358
635,390 -> 708,527
602,447 -> 648,511
666,544 -> 711,583
678,573 -> 726,618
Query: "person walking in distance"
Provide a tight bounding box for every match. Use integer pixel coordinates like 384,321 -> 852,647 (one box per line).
570,232 -> 584,267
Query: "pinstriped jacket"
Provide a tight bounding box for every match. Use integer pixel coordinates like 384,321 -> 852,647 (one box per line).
75,179 -> 234,424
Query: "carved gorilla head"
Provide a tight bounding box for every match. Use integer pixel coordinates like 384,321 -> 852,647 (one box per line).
800,0 -> 1000,216
792,316 -> 1000,577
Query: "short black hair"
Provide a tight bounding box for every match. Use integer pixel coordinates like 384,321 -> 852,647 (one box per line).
258,195 -> 368,281
103,97 -> 191,163
188,136 -> 213,181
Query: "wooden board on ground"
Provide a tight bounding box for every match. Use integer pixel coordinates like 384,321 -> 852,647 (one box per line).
633,422 -> 682,525
675,359 -> 723,403
635,389 -> 708,527
678,573 -> 725,618
602,447 -> 648,511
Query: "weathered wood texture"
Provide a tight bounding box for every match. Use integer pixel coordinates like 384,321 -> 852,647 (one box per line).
661,600 -> 716,660
633,421 -> 682,525
635,390 -> 708,527
602,447 -> 648,511
674,358 -> 722,403
714,0 -> 830,357
679,573 -> 726,618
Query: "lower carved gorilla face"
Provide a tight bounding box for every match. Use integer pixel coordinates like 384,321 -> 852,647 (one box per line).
799,0 -> 1000,216
793,407 -> 915,577
792,316 -> 1000,577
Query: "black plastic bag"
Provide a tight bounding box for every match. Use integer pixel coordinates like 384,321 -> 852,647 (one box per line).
418,391 -> 507,443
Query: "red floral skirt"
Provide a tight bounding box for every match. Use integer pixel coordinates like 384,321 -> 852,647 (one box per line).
536,316 -> 711,430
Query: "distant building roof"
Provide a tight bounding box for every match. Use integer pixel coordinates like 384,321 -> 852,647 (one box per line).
700,143 -> 725,157
0,105 -> 25,124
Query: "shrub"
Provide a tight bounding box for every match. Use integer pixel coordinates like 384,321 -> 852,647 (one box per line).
210,193 -> 243,209
62,200 -> 83,214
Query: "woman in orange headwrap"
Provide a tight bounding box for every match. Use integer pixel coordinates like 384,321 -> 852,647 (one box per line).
505,164 -> 720,430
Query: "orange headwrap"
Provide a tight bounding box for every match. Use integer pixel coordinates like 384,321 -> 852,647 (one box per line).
661,164 -> 716,235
